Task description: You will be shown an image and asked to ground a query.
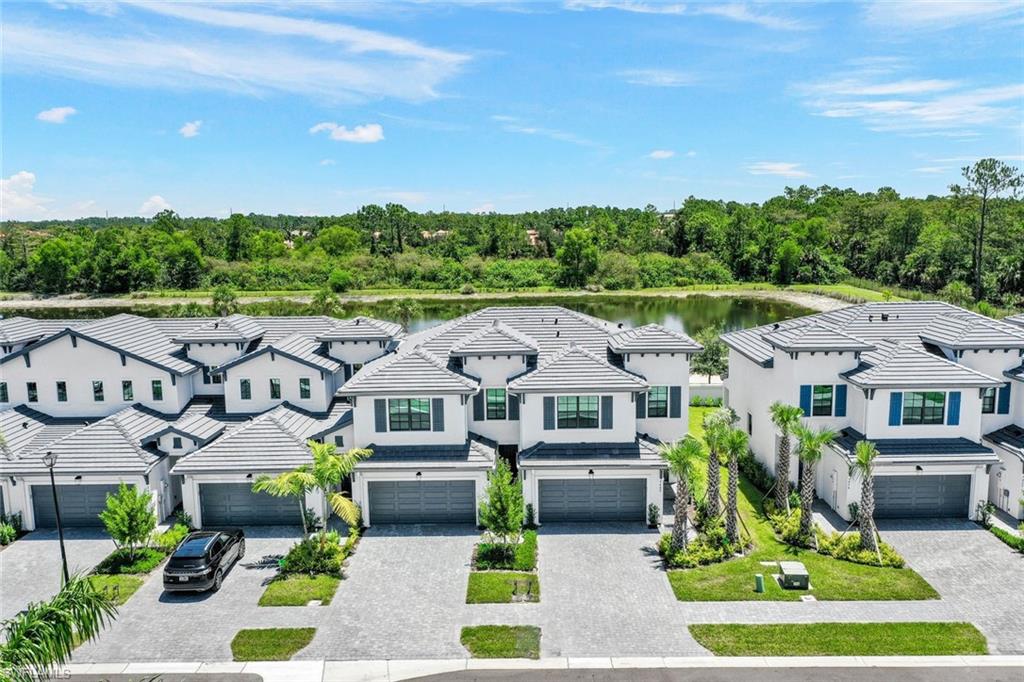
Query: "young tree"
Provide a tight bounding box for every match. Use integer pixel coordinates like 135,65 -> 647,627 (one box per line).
850,440 -> 880,552
950,158 -> 1023,301
388,298 -> 422,332
660,437 -> 704,552
768,401 -> 804,510
252,469 -> 314,537
691,325 -> 727,380
309,287 -> 339,316
723,427 -> 749,546
478,459 -> 524,549
792,424 -> 837,540
211,284 -> 238,317
556,227 -> 599,288
98,483 -> 156,561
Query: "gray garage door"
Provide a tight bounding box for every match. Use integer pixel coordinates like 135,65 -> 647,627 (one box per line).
32,484 -> 119,528
199,483 -> 301,526
874,475 -> 971,518
539,478 -> 646,523
368,480 -> 475,524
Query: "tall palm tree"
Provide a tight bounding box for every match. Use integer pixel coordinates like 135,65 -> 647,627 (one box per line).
701,407 -> 735,520
723,427 -> 749,546
792,424 -> 837,540
850,440 -> 880,552
0,576 -> 117,682
660,437 -> 705,552
769,401 -> 803,511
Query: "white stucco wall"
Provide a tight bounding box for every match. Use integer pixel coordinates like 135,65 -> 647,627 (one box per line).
351,393 -> 469,447
221,353 -> 337,413
627,352 -> 690,443
864,388 -> 983,441
987,442 -> 1024,520
465,355 -> 527,445
326,340 -> 390,366
517,391 -> 636,449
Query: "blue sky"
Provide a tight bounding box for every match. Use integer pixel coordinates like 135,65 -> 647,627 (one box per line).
2,1 -> 1022,219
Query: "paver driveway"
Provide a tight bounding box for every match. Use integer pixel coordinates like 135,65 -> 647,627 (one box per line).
878,518 -> 1024,655
0,529 -> 114,619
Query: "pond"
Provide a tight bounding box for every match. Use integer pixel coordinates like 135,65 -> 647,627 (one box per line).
1,294 -> 813,336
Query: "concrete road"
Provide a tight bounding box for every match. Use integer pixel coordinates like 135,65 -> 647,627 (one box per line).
413,668 -> 1024,682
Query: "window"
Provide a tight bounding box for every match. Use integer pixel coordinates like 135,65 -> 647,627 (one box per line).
122,380 -> 134,401
557,395 -> 599,429
334,435 -> 344,447
648,386 -> 669,418
56,381 -> 67,402
202,367 -> 222,385
388,398 -> 431,431
747,412 -> 753,436
902,391 -> 945,425
27,382 -> 38,403
151,380 -> 163,401
0,382 -> 7,403
172,437 -> 183,449
981,387 -> 997,414
92,381 -> 104,402
486,388 -> 507,420
212,371 -> 222,385
299,378 -> 311,400
240,379 -> 252,400
269,378 -> 281,400
812,385 -> 834,417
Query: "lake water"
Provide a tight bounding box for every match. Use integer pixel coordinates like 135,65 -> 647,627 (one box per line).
1,294 -> 813,336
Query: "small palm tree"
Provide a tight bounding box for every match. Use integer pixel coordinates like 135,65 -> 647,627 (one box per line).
792,424 -> 837,540
253,467 -> 315,537
723,427 -> 749,546
660,437 -> 704,552
701,407 -> 735,519
388,298 -> 422,333
0,576 -> 117,682
769,401 -> 803,511
850,440 -> 880,552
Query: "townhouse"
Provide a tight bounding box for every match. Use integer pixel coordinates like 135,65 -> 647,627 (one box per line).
0,307 -> 700,529
723,302 -> 1024,522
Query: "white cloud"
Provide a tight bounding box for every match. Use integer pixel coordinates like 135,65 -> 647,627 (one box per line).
36,106 -> 77,123
618,68 -> 697,87
567,1 -> 807,28
0,171 -> 97,220
863,1 -> 1022,29
490,115 -> 603,148
694,3 -> 809,31
913,166 -> 951,174
746,161 -> 811,178
139,195 -> 172,216
564,1 -> 686,15
309,122 -> 385,143
685,150 -> 697,157
178,120 -> 202,138
648,149 -> 675,159
319,159 -> 337,166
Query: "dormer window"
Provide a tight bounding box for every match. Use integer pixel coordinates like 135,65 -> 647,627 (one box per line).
981,387 -> 996,414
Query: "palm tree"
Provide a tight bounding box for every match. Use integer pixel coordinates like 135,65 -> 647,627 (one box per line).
0,576 -> 117,682
792,424 -> 837,540
253,467 -> 315,537
723,427 -> 749,546
769,401 -> 803,511
850,440 -> 880,552
388,298 -> 422,333
701,407 -> 734,520
660,437 -> 705,552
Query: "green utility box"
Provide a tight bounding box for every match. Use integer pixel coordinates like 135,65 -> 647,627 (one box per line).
779,561 -> 809,590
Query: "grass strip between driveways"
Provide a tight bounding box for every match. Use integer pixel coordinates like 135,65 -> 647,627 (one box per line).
466,571 -> 539,603
258,574 -> 341,606
689,622 -> 988,656
87,574 -> 145,606
461,625 -> 541,659
231,627 -> 316,661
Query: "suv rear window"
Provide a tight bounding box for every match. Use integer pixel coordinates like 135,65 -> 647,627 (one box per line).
173,536 -> 213,558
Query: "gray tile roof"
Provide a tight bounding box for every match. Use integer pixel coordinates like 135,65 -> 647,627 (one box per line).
760,323 -> 875,353
840,339 -> 1002,389
337,347 -> 479,396
0,406 -> 92,461
984,424 -> 1024,462
830,428 -> 998,466
138,398 -> 241,447
1004,313 -> 1024,329
73,314 -> 199,375
449,320 -> 540,356
507,343 -> 648,393
215,332 -> 341,375
919,314 -> 1024,350
358,433 -> 496,470
518,436 -> 665,467
1006,363 -> 1024,383
608,323 -> 702,354
0,317 -> 82,346
316,316 -> 402,342
171,314 -> 266,343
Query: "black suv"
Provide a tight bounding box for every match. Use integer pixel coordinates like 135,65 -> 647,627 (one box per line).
163,529 -> 245,593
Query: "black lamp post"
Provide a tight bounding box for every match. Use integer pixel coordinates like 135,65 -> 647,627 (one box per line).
42,451 -> 70,585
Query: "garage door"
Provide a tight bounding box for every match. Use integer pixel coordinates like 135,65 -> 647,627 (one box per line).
539,478 -> 646,522
874,475 -> 971,518
32,484 -> 119,528
367,480 -> 475,524
199,483 -> 301,526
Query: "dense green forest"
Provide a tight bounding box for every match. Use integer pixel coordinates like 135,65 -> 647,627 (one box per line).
2,160 -> 1021,308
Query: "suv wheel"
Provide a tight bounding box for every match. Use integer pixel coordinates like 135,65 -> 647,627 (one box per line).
211,570 -> 223,593
238,540 -> 246,560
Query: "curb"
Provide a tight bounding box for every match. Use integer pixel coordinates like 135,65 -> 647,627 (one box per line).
64,655 -> 1024,681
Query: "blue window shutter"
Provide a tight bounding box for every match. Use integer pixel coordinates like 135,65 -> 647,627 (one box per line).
473,391 -> 485,421
799,385 -> 812,417
888,392 -> 902,426
508,394 -> 520,421
947,391 -> 960,426
635,393 -> 647,419
543,396 -> 555,430
669,386 -> 682,418
432,398 -> 444,431
834,384 -> 847,417
997,383 -> 1011,415
601,395 -> 613,430
374,399 -> 387,432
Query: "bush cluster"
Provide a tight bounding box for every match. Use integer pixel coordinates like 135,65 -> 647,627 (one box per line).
0,523 -> 16,545
658,532 -> 734,569
474,530 -> 538,571
279,528 -> 359,576
816,530 -> 906,568
94,547 -> 167,575
767,508 -> 811,548
738,450 -> 776,495
689,395 -> 723,407
152,523 -> 190,551
990,525 -> 1024,553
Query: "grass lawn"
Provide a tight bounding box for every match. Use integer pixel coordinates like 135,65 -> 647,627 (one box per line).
460,626 -> 541,659
466,571 -> 539,603
690,622 -> 987,656
230,628 -> 316,661
87,574 -> 145,606
258,574 -> 340,606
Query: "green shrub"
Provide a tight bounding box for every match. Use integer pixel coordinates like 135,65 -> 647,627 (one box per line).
514,531 -> 538,571
328,268 -> 355,293
816,530 -> 905,568
99,483 -> 157,561
152,523 -> 190,551
768,508 -> 810,547
737,450 -> 775,494
0,523 -> 17,545
658,532 -> 733,569
990,525 -> 1024,552
475,530 -> 538,571
94,547 -> 167,575
279,530 -> 348,576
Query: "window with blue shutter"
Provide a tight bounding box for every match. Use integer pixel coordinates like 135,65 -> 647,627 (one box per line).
799,385 -> 812,417
601,395 -> 613,430
946,391 -> 961,426
473,392 -> 485,421
543,396 -> 555,430
374,398 -> 387,432
669,386 -> 682,418
888,392 -> 902,426
834,384 -> 847,417
635,392 -> 647,418
997,383 -> 1011,415
432,398 -> 445,431
508,394 -> 520,421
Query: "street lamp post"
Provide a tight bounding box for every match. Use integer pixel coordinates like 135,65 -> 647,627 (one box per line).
42,451 -> 70,584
